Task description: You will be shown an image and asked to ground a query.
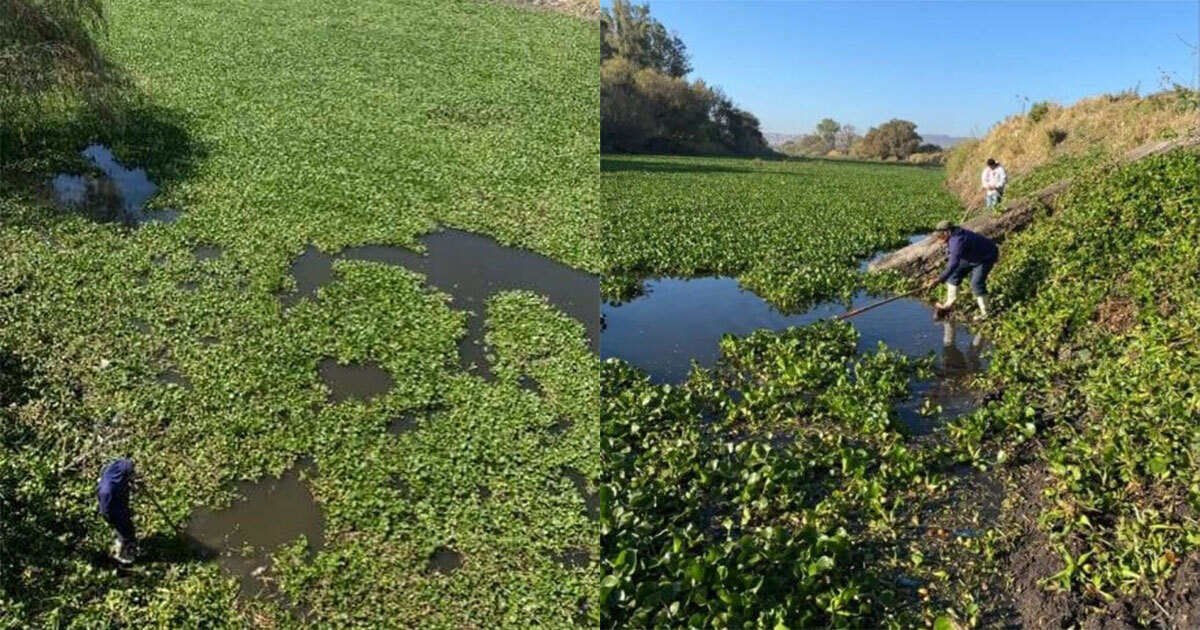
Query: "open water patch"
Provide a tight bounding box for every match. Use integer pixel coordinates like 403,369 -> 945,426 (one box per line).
192,245 -> 223,261
50,144 -> 180,227
280,229 -> 599,379
157,369 -> 193,390
601,276 -> 990,434
185,460 -> 324,600
895,322 -> 989,435
427,546 -> 464,575
318,358 -> 394,404
552,547 -> 591,569
601,277 -> 981,383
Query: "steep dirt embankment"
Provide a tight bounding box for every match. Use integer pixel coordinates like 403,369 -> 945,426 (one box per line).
944,90 -> 1198,210
870,107 -> 1200,626
868,133 -> 1200,278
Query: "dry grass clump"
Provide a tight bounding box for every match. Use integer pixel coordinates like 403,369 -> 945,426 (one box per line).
494,0 -> 599,19
0,0 -> 125,115
906,152 -> 943,165
945,90 -> 1198,208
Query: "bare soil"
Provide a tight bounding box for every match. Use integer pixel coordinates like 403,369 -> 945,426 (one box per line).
1095,296 -> 1137,334
1001,447 -> 1200,629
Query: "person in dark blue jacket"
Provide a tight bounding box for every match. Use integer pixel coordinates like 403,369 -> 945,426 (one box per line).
924,220 -> 999,320
97,457 -> 137,565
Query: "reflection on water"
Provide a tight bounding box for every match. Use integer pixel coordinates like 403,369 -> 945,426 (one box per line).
601,276 -> 990,433
600,277 -> 980,384
50,144 -> 180,226
896,322 -> 988,435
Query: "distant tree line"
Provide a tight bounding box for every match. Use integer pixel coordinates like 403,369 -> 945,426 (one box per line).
601,0 -> 771,156
780,118 -> 942,162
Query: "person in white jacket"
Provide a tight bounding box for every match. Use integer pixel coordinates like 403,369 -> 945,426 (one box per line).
981,158 -> 1007,210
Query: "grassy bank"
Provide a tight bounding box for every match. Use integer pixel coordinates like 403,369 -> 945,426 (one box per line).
601,154 -> 960,308
971,146 -> 1200,625
944,89 -> 1197,209
0,1 -> 598,627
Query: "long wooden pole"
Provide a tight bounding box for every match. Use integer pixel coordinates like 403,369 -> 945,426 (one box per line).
837,287 -> 925,320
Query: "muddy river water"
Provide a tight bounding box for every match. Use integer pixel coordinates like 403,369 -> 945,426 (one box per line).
185,461 -> 324,601
600,276 -> 988,434
283,229 -> 601,380
181,231 -> 598,597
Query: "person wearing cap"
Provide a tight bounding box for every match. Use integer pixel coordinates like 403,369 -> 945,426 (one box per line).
924,220 -> 999,320
982,158 -> 1007,210
97,457 -> 138,565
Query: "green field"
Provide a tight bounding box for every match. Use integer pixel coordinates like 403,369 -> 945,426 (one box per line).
600,148 -> 1200,627
601,155 -> 961,308
0,1 -> 597,627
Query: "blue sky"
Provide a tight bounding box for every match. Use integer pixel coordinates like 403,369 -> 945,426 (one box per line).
611,1 -> 1199,137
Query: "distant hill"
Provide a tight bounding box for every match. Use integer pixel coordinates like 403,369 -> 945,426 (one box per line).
921,134 -> 970,149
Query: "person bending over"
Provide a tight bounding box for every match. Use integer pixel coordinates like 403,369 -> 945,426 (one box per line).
925,220 -> 999,321
98,457 -> 137,565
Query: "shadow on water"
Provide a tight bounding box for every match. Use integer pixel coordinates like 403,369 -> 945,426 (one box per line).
281,229 -> 600,380
601,277 -> 989,431
50,144 -> 181,227
2,99 -> 207,232
185,460 -> 324,601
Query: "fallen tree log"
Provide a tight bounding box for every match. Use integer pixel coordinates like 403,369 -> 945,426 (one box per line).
868,134 -> 1200,278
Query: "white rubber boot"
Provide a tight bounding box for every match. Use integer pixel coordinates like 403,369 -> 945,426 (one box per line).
938,283 -> 958,310
975,295 -> 989,321
114,537 -> 135,565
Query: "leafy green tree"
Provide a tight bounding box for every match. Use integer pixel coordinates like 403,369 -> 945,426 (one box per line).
601,0 -> 691,78
815,118 -> 840,148
712,96 -> 770,155
859,119 -> 923,159
600,0 -> 769,156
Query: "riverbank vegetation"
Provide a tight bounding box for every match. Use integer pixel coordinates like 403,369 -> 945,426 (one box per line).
974,146 -> 1200,626
600,0 -> 771,156
601,139 -> 1200,627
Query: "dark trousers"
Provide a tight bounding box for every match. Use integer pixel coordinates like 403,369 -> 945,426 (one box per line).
100,502 -> 136,544
947,258 -> 996,296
